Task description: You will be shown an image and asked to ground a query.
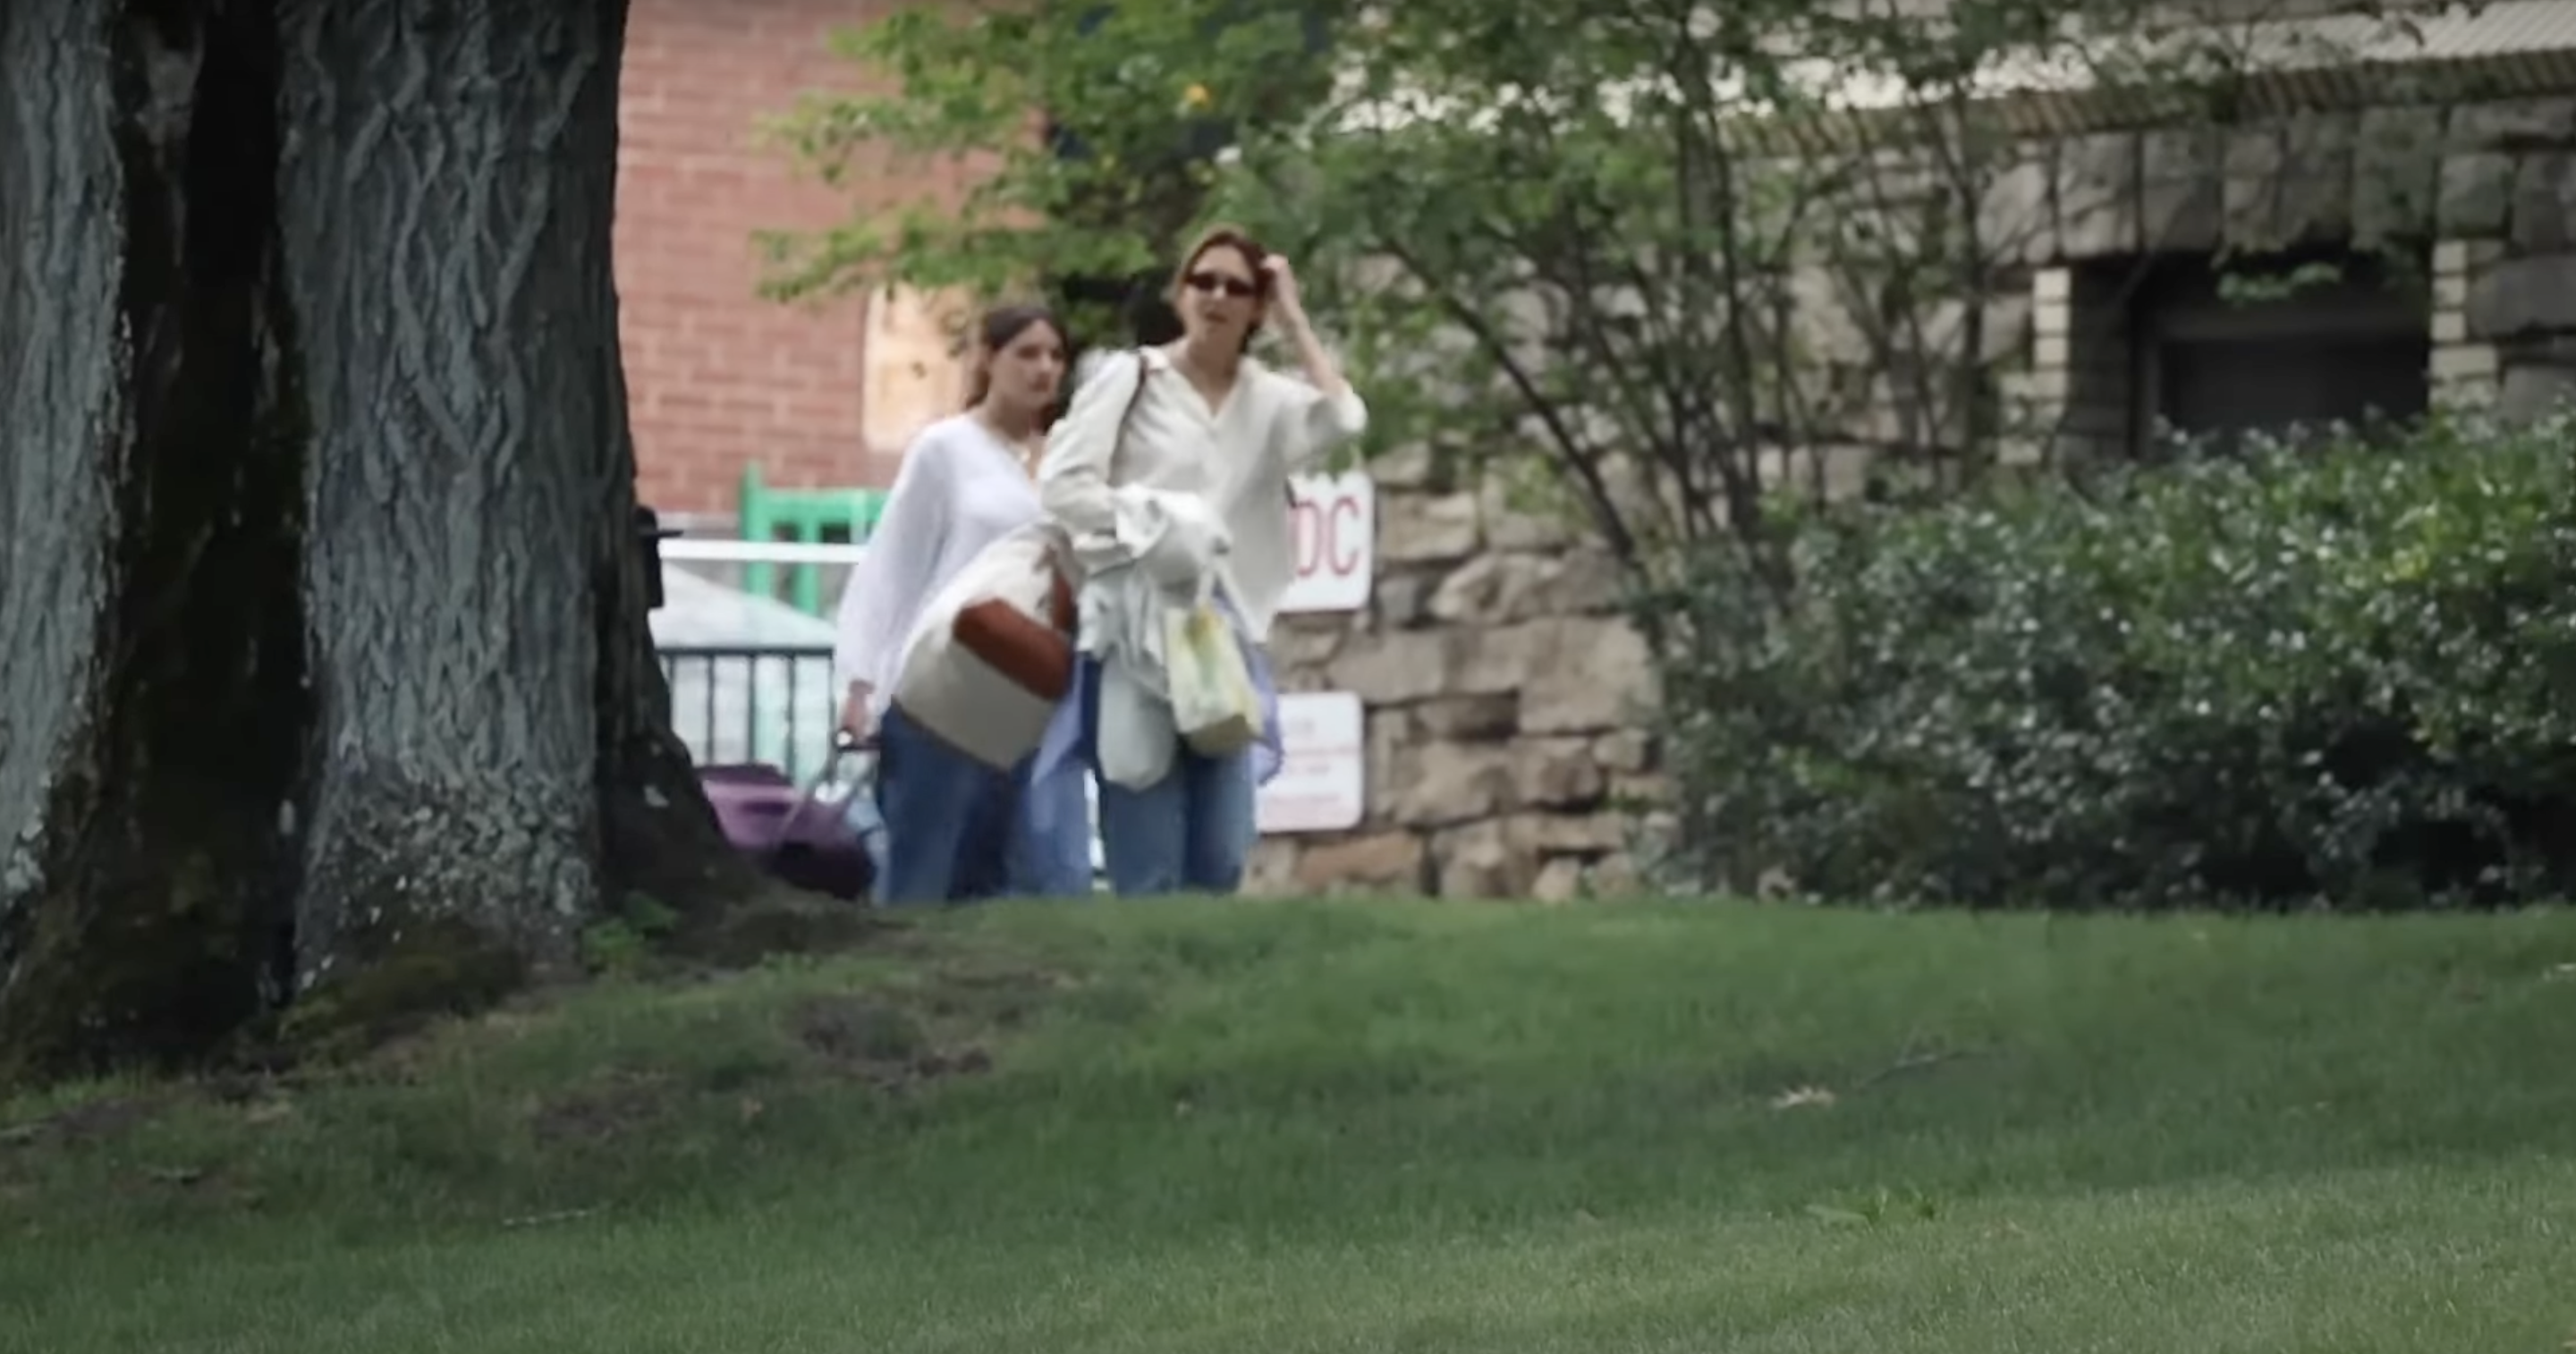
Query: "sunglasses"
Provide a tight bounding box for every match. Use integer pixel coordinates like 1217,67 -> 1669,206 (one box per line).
1184,270 -> 1263,300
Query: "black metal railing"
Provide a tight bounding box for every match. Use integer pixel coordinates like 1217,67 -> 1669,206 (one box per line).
657,642 -> 840,783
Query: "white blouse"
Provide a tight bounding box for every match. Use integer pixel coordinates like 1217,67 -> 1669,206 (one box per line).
1038,345 -> 1367,639
832,414 -> 1046,714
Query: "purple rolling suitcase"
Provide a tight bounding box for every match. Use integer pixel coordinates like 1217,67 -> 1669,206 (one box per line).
699,737 -> 884,902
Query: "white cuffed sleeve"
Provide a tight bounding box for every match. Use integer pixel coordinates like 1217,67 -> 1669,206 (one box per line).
832,428 -> 954,700
1275,368 -> 1368,474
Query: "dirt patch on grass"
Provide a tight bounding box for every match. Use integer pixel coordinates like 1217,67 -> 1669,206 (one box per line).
0,1094 -> 167,1151
115,1163 -> 267,1209
677,893 -> 897,970
791,995 -> 992,1088
910,964 -> 1079,1029
528,1071 -> 679,1145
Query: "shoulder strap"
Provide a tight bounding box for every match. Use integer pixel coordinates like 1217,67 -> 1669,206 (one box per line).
1101,348 -> 1151,479
1117,349 -> 1150,436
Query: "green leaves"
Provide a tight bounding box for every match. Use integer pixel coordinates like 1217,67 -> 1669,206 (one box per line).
768,0 -> 2444,606
762,0 -> 1343,345
1655,412 -> 2576,913
767,2 -> 2064,517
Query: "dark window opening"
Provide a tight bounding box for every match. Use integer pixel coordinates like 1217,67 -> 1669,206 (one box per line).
2131,246 -> 2430,455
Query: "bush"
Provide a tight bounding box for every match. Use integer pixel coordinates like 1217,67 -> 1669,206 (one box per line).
1655,413 -> 2576,911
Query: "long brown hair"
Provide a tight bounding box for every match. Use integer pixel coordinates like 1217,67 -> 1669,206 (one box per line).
962,303 -> 1069,410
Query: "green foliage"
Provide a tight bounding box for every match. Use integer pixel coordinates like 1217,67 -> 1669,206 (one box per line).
1656,413 -> 2576,911
580,893 -> 682,977
758,0 -> 1343,346
767,0 -> 2442,597
762,0 -> 2219,579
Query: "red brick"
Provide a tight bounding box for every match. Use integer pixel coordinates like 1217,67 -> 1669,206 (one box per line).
617,0 -> 991,512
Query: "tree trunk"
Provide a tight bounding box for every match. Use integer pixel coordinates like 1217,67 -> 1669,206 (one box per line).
592,452 -> 767,925
274,0 -> 624,994
0,0 -> 308,1080
573,0 -> 767,924
1,0 -> 758,1083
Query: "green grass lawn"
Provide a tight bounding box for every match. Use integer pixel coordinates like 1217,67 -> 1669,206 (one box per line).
5,899 -> 2575,1353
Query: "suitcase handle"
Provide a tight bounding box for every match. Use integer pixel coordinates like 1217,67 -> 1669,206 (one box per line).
767,732 -> 881,857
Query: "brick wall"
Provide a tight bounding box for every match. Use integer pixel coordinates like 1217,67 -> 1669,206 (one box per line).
615,0 -> 987,518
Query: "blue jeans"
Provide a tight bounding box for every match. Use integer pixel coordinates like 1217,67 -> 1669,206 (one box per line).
874,706 -> 1094,904
1096,744 -> 1257,896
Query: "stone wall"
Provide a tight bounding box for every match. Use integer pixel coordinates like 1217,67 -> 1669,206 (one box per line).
1247,447 -> 1662,901
2012,96 -> 2576,440
1250,89 -> 2576,900
2436,95 -> 2576,417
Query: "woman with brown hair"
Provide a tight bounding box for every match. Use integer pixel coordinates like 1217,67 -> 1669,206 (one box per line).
832,303 -> 1095,902
1034,227 -> 1367,896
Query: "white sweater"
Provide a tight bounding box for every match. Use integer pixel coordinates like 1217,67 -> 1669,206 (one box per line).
832,414 -> 1046,715
1038,345 -> 1367,640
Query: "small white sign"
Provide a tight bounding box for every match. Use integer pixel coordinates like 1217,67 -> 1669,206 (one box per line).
1258,690 -> 1366,834
1279,473 -> 1374,614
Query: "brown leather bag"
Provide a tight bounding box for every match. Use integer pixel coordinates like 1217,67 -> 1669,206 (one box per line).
949,565 -> 1081,699
945,351 -> 1154,699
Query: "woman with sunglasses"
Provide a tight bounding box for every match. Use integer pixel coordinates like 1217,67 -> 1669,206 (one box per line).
1035,226 -> 1367,896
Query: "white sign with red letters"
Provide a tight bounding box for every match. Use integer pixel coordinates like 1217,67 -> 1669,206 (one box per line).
1257,691 -> 1366,834
1278,473 -> 1374,614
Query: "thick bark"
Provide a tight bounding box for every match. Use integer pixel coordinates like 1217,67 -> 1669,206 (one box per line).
0,0 -> 307,1079
573,1 -> 765,921
592,469 -> 767,921
593,431 -> 764,921
2,0 -> 758,1083
274,0 -> 627,992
